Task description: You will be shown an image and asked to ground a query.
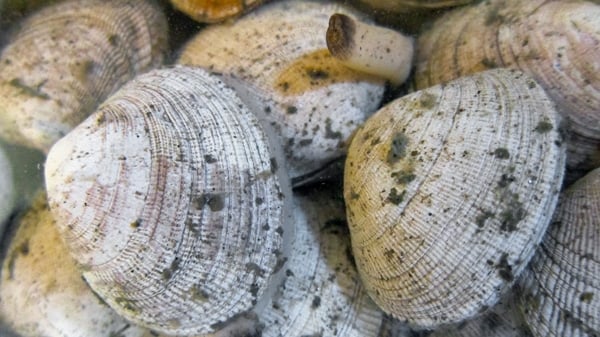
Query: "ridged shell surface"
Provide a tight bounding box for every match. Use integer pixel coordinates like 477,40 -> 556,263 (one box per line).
44,66 -> 292,336
0,194 -> 159,337
261,186 -> 384,337
415,0 -> 600,174
177,0 -> 385,179
344,69 -> 565,329
0,144 -> 14,232
169,0 -> 263,23
428,292 -> 532,337
518,167 -> 600,337
353,0 -> 476,12
0,0 -> 168,152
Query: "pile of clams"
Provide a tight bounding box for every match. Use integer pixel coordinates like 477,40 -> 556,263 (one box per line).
0,0 -> 599,336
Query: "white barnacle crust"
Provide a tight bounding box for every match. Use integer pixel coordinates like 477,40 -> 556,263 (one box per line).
44,66 -> 293,336
326,13 -> 414,86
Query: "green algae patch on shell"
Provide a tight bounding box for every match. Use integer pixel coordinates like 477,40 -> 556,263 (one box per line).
343,68 -> 565,329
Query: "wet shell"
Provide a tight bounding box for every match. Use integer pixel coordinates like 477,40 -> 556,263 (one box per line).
415,0 -> 600,175
428,292 -> 532,337
0,144 -> 14,231
517,167 -> 600,337
344,68 -> 566,329
0,0 -> 168,152
261,186 -> 384,337
0,194 -> 160,337
177,0 -> 385,179
44,66 -> 293,336
352,0 -> 476,13
169,0 -> 263,23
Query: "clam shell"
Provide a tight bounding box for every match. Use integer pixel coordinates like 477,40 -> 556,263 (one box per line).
344,68 -> 566,329
169,0 -> 263,23
177,0 -> 385,179
261,186 -> 384,337
415,0 -> 600,175
352,0 -> 476,12
517,167 -> 600,337
44,66 -> 293,336
0,194 -> 159,337
0,144 -> 14,232
0,0 -> 168,152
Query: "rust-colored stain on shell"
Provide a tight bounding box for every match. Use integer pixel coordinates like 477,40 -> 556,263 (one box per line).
170,0 -> 262,22
274,49 -> 379,96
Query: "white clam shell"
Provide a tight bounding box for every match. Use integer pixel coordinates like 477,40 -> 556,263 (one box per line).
261,186 -> 384,337
415,0 -> 600,176
0,194 -> 159,337
177,0 -> 385,179
344,68 -> 566,329
0,0 -> 168,152
0,144 -> 14,232
44,66 -> 293,336
518,167 -> 600,337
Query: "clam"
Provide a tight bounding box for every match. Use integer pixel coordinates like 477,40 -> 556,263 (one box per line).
261,185 -> 385,337
44,66 -> 293,336
0,0 -> 168,153
0,193 -> 160,337
0,144 -> 14,232
169,0 -> 263,23
352,0 -> 477,13
517,167 -> 600,337
344,68 -> 565,329
177,0 -> 386,180
415,0 -> 600,178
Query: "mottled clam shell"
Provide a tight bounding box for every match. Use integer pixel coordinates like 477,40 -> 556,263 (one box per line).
415,0 -> 600,174
0,144 -> 14,232
0,194 -> 159,337
261,186 -> 384,337
44,66 -> 293,336
517,167 -> 600,337
352,0 -> 476,12
169,0 -> 263,23
428,292 -> 532,337
0,0 -> 168,152
344,68 -> 566,329
177,0 -> 385,179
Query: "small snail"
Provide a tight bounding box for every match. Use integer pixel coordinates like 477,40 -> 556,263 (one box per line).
0,194 -> 160,337
177,0 -> 386,180
44,66 -> 293,336
517,167 -> 600,337
0,0 -> 168,153
169,0 -> 264,23
344,68 -> 565,329
415,0 -> 600,180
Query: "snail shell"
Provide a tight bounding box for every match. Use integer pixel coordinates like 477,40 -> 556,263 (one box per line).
415,0 -> 600,176
344,68 -> 566,329
177,0 -> 385,179
169,0 -> 263,23
517,167 -> 600,337
0,144 -> 14,232
0,0 -> 168,152
261,186 -> 384,337
0,194 -> 159,337
44,66 -> 293,336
